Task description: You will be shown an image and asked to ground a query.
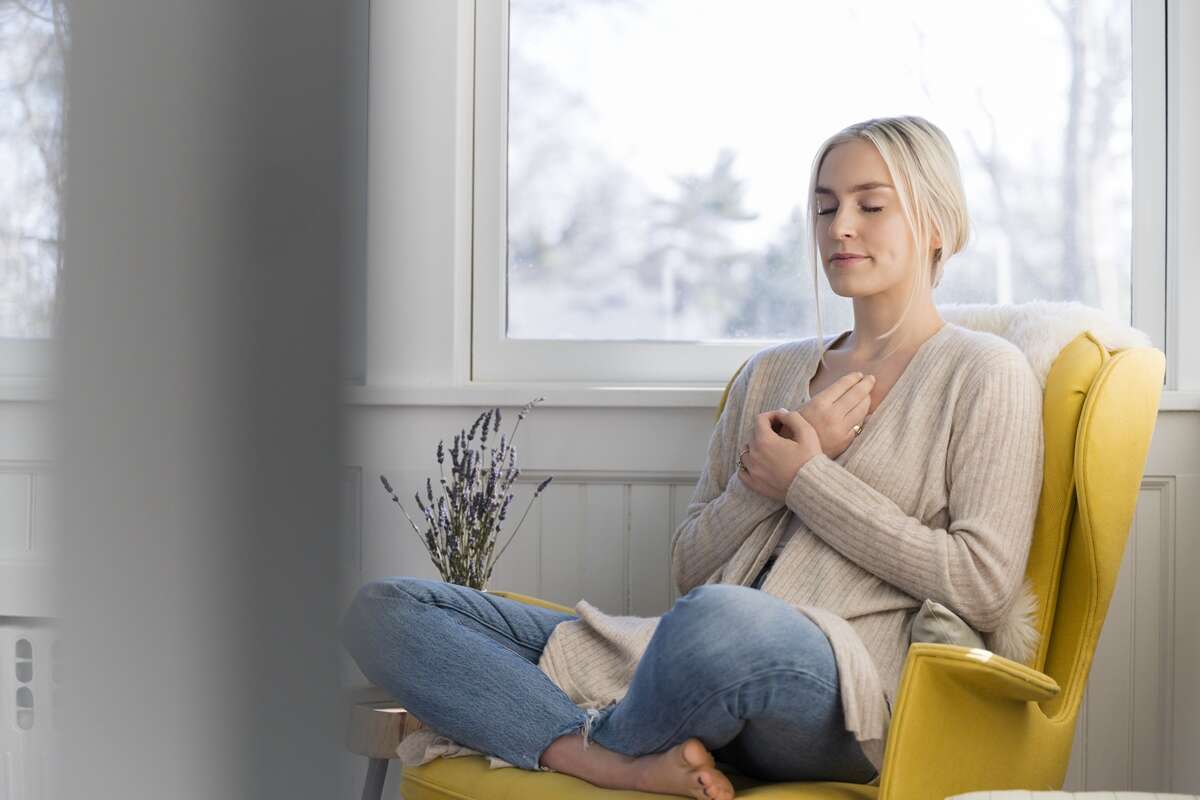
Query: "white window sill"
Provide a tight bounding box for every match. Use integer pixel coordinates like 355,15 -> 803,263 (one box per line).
4,377 -> 1198,411
342,383 -> 1200,412
341,382 -> 729,408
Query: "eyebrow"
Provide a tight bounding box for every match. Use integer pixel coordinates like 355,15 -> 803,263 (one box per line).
814,181 -> 894,195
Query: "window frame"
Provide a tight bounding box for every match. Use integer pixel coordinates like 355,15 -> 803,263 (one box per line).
466,0 -> 1180,385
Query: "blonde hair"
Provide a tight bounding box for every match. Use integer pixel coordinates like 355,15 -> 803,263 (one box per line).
804,115 -> 970,368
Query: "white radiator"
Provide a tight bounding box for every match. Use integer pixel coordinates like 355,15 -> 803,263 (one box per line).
0,622 -> 57,800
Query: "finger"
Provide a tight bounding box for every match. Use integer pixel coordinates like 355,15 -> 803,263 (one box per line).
815,371 -> 865,400
755,412 -> 776,436
831,373 -> 875,415
761,409 -> 791,438
739,466 -> 752,489
850,393 -> 871,421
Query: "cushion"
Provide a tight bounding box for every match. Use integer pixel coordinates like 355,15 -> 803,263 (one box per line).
909,598 -> 985,649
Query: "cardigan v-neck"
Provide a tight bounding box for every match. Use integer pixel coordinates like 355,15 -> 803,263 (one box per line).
802,322 -> 954,467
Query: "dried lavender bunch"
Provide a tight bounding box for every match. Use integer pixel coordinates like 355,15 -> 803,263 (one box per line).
379,397 -> 553,590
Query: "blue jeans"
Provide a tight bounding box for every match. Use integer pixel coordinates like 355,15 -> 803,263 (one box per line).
338,577 -> 879,784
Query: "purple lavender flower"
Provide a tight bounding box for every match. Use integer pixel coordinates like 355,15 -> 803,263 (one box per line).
380,398 -> 551,589
480,409 -> 492,446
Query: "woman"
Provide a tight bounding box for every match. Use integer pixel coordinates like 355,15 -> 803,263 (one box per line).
339,115 -> 1044,800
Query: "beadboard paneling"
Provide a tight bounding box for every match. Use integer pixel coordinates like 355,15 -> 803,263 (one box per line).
581,483 -> 626,614
1082,483 -> 1140,789
0,463 -> 53,617
538,480 -> 580,607
1131,479 -> 1174,789
0,470 -> 31,555
669,483 -> 693,606
1173,474 -> 1200,794
489,477 -> 541,598
1050,479 -> 1179,792
629,483 -> 672,616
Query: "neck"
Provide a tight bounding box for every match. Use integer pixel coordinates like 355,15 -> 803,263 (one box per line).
840,299 -> 944,362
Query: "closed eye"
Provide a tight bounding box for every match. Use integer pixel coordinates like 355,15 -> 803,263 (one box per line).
816,206 -> 884,216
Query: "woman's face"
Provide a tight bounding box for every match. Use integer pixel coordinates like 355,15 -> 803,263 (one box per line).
814,139 -> 931,297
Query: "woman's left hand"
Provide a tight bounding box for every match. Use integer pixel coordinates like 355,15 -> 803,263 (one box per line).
738,409 -> 824,502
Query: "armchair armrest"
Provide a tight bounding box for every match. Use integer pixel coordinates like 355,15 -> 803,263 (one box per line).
901,643 -> 1060,701
486,589 -> 575,615
879,644 -> 1065,800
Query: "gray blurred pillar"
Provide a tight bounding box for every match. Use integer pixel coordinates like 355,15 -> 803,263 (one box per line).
52,1 -> 351,797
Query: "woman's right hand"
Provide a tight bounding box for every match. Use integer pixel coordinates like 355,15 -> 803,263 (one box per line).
774,372 -> 876,460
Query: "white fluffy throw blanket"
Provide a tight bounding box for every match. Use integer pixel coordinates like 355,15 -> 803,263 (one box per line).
937,300 -> 1152,387
393,300 -> 1153,770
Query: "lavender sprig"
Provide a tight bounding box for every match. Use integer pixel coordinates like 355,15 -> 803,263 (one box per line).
379,397 -> 551,589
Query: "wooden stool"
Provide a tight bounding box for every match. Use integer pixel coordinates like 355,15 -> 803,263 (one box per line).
343,688 -> 426,800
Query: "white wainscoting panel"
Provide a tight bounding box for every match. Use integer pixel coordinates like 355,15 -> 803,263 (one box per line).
629,483 -> 672,616
0,464 -> 54,618
0,470 -> 31,555
1172,474 -> 1200,794
670,483 -> 693,607
1023,479 -> 1184,793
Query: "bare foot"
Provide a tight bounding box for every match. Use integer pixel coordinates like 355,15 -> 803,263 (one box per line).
633,737 -> 735,800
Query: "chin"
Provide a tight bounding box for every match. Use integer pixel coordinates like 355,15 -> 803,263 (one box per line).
824,273 -> 860,297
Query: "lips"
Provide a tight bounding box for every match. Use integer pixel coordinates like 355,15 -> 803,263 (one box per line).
831,255 -> 867,264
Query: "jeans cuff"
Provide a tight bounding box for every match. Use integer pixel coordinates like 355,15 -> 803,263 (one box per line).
535,707 -> 606,772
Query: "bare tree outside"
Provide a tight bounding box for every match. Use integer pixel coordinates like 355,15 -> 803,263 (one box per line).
505,0 -> 1133,342
946,0 -> 1131,311
0,0 -> 67,339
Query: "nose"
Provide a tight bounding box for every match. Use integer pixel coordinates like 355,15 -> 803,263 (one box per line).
825,213 -> 858,259
828,206 -> 856,241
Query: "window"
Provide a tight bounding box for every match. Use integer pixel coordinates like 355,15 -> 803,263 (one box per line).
471,0 -> 1163,384
0,0 -> 67,380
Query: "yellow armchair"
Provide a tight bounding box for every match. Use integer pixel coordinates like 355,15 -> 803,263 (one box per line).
399,330 -> 1165,800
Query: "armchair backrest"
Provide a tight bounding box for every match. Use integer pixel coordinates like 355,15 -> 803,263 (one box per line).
1029,332 -> 1163,718
714,330 -> 1165,724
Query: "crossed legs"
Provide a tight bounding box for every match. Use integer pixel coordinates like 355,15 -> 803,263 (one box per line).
339,578 -> 877,797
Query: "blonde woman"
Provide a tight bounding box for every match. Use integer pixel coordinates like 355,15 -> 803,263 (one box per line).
339,116 -> 1044,799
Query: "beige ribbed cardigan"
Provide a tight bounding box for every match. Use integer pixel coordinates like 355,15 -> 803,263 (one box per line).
534,322 -> 1045,774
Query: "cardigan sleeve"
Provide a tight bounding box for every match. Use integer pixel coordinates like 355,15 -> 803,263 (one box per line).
783,351 -> 1045,631
670,352 -> 786,596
